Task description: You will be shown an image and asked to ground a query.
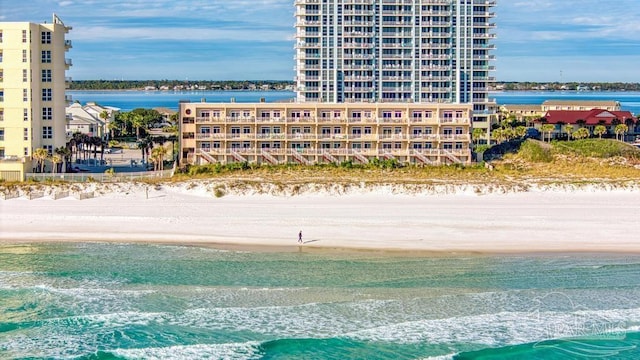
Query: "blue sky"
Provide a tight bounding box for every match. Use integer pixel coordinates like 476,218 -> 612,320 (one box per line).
2,0 -> 639,82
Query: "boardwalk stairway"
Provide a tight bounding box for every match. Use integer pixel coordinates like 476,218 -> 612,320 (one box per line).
230,150 -> 247,163
353,152 -> 369,164
291,150 -> 313,165
413,151 -> 436,165
322,151 -> 339,164
261,150 -> 280,164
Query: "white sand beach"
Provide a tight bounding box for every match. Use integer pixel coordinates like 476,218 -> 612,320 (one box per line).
1,183 -> 640,254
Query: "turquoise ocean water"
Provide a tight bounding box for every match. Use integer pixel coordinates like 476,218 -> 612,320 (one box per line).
67,90 -> 640,114
1,243 -> 639,359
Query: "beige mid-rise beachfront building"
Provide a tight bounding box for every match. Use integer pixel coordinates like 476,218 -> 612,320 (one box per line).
179,102 -> 472,166
0,15 -> 72,181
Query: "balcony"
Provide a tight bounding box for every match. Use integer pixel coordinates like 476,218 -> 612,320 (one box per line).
65,58 -> 72,68
65,40 -> 73,49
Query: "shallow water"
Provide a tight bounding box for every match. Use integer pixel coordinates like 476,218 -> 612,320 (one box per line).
1,243 -> 639,359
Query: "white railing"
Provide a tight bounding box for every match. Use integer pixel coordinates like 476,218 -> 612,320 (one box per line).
25,169 -> 173,183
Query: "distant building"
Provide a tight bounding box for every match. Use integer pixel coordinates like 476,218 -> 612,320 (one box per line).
66,103 -> 105,138
537,109 -> 636,140
65,102 -> 118,139
500,104 -> 545,122
152,107 -> 176,127
179,102 -> 473,167
0,14 -> 72,181
542,100 -> 621,112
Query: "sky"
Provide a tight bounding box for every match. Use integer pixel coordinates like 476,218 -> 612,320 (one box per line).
1,0 -> 639,82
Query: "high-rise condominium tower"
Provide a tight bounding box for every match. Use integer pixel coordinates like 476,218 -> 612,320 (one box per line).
0,14 -> 72,181
294,0 -> 496,125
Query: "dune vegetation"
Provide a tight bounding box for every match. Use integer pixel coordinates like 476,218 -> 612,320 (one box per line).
2,139 -> 640,197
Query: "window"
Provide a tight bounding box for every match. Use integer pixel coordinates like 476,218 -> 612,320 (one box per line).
0,109 -> 4,121
23,69 -> 28,82
42,107 -> 52,120
24,128 -> 28,141
42,88 -> 52,101
22,30 -> 27,43
42,126 -> 52,139
0,148 -> 4,158
41,51 -> 51,63
23,89 -> 28,102
0,50 -> 3,62
41,69 -> 51,82
24,147 -> 28,156
0,90 -> 3,102
0,128 -> 4,141
41,31 -> 51,44
23,108 -> 28,121
0,70 -> 3,81
44,145 -> 53,155
22,50 -> 27,63
0,31 -> 3,43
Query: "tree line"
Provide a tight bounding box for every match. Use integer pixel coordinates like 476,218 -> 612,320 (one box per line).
498,82 -> 640,91
69,80 -> 295,91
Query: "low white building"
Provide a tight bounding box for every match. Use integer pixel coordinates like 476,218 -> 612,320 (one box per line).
65,102 -> 119,139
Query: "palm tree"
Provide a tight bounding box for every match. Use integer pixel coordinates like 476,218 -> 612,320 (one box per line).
131,113 -> 144,139
33,148 -> 49,173
99,110 -> 110,140
472,128 -> 485,147
594,125 -> 607,139
51,154 -> 63,174
55,147 -> 71,173
540,124 -> 555,142
573,127 -> 590,140
491,128 -> 504,144
151,146 -> 169,171
79,133 -> 90,160
614,124 -> 629,141
563,124 -> 574,140
515,126 -> 528,138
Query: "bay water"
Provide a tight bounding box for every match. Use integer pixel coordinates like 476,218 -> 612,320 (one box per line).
67,90 -> 640,114
1,242 -> 639,359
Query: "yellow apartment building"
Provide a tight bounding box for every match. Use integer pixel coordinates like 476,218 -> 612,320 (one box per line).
0,15 -> 72,181
180,102 -> 473,166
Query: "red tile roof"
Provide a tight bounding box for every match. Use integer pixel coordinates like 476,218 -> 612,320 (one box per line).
540,109 -> 636,125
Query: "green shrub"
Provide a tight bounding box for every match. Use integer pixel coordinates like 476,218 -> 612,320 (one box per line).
554,139 -> 640,159
518,140 -> 553,162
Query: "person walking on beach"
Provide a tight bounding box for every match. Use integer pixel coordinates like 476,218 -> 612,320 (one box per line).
298,230 -> 303,244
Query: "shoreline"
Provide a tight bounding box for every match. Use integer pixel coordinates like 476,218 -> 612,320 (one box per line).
2,238 -> 640,258
2,183 -> 640,255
